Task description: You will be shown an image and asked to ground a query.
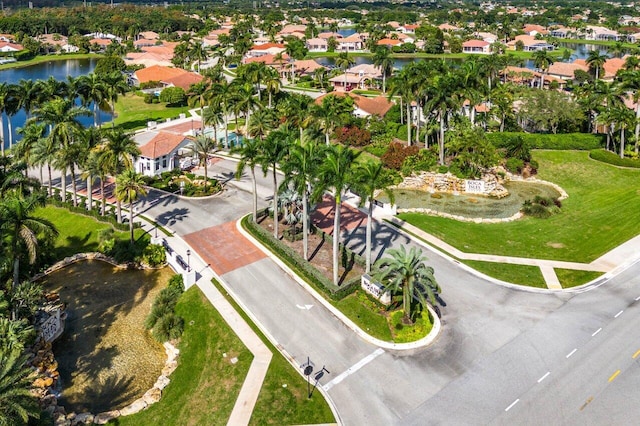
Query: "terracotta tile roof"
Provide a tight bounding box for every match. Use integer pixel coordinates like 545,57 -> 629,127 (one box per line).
135,65 -> 186,83
548,61 -> 589,77
377,38 -> 402,46
139,132 -> 189,159
139,31 -> 159,40
0,41 -> 24,51
318,32 -> 342,39
251,42 -> 285,50
463,39 -> 490,47
243,53 -> 289,65
164,73 -> 204,91
89,38 -> 112,46
341,33 -> 363,43
315,92 -> 393,117
292,59 -> 326,73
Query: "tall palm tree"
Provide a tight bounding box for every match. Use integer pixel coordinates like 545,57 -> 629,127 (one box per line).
259,125 -> 294,239
188,135 -> 217,191
211,81 -> 234,148
490,84 -> 515,132
281,93 -> 314,141
532,50 -> 554,89
247,108 -> 277,141
96,129 -> 140,222
0,193 -> 57,293
15,122 -> 46,182
353,159 -> 394,273
373,47 -> 393,93
78,126 -> 103,211
0,82 -> 9,155
33,99 -> 89,204
102,71 -> 129,128
264,67 -> 281,109
314,144 -> 360,286
586,50 -> 608,81
374,246 -> 440,325
281,138 -> 323,260
115,169 -> 148,243
0,349 -> 40,425
234,82 -> 260,136
77,73 -> 108,127
12,79 -> 39,120
618,69 -> 640,153
335,52 -> 355,90
610,104 -> 635,158
312,94 -> 353,145
203,104 -> 224,146
187,80 -> 211,120
235,138 -> 262,222
31,136 -> 57,198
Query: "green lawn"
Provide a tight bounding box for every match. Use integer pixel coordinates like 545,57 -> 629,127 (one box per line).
0,53 -> 103,70
114,93 -> 191,131
115,287 -> 253,425
36,205 -> 133,259
334,290 -> 393,341
399,151 -> 640,263
556,269 -> 603,289
462,261 -> 547,288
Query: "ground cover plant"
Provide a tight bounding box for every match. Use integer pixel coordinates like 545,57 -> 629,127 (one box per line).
399,151 -> 640,263
114,93 -> 191,131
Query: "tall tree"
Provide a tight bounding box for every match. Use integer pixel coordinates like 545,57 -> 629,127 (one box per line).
188,135 -> 217,192
374,246 -> 440,325
532,50 -> 554,89
586,50 -> 608,81
0,349 -> 40,426
115,169 -> 148,243
314,144 -> 360,286
335,52 -> 355,90
78,73 -> 108,127
102,71 -> 129,128
372,47 -> 393,93
234,138 -> 262,222
353,159 -> 395,273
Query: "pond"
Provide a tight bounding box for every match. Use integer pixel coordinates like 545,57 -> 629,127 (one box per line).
378,180 -> 561,219
0,57 -> 113,151
41,260 -> 171,414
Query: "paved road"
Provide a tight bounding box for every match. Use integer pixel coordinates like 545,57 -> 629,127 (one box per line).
43,159 -> 640,424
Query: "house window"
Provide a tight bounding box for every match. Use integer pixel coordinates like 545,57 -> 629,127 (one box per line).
155,159 -> 160,171
163,158 -> 167,168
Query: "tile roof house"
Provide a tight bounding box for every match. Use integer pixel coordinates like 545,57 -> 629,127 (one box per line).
133,65 -> 204,90
547,61 -> 589,80
0,42 -> 24,52
376,38 -> 402,47
247,43 -> 286,58
315,92 -> 393,118
306,38 -> 328,52
329,64 -> 383,91
462,40 -> 490,54
337,33 -> 364,52
136,131 -> 193,176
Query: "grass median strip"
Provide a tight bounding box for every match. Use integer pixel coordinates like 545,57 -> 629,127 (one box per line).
462,260 -> 547,288
555,269 -> 603,288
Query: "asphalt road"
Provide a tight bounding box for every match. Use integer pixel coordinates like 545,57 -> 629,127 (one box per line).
44,159 -> 640,425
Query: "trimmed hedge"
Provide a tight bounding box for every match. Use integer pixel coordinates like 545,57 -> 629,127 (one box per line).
487,132 -> 604,150
242,214 -> 360,301
589,149 -> 640,168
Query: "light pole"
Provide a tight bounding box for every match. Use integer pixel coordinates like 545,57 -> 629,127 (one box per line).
186,249 -> 191,271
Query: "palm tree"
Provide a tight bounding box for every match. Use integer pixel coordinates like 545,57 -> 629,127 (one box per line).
235,138 -> 262,222
102,71 -> 129,128
15,122 -> 46,182
77,73 -> 108,127
618,70 -> 640,153
203,104 -> 224,146
31,136 -> 57,198
353,159 -> 394,273
234,82 -> 260,136
78,126 -> 103,211
259,125 -> 294,239
335,52 -> 355,90
374,246 -> 440,324
586,50 -> 608,81
0,349 -> 40,425
33,99 -> 89,204
610,104 -> 635,158
12,79 -> 39,120
115,169 -> 148,243
373,47 -> 393,93
187,80 -> 211,120
264,67 -> 281,109
96,129 -> 140,222
281,93 -> 314,141
247,108 -> 277,141
490,83 -> 515,132
281,138 -> 323,260
210,81 -> 234,148
0,82 -> 9,156
188,135 -> 217,191
314,144 -> 360,286
312,94 -> 353,145
0,193 -> 57,293
532,50 -> 554,89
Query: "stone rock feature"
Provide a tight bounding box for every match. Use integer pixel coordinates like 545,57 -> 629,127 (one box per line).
396,171 -> 509,198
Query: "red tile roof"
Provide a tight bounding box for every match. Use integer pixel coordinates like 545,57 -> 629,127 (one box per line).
250,42 -> 285,50
463,39 -> 490,47
315,92 -> 393,117
377,38 -> 402,46
139,132 -> 189,159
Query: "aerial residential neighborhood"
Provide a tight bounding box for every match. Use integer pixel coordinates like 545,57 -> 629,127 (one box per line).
2,0 -> 640,425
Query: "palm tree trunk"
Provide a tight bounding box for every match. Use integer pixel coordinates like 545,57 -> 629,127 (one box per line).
325,131 -> 330,146
268,92 -> 272,109
403,286 -> 411,324
406,101 -> 412,146
129,202 -> 135,243
61,168 -> 67,202
500,114 -> 505,132
365,199 -> 373,273
47,164 -> 53,198
117,199 -> 122,223
439,113 -> 445,165
333,194 -> 341,286
224,113 -> 229,149
635,104 -> 640,154
87,176 -> 93,211
93,102 -> 98,127
383,70 -> 386,93
8,118 -> 13,149
101,177 -> 106,216
399,98 -> 403,124
111,100 -> 116,128
251,168 -> 257,222
620,127 -> 625,159
302,189 -> 309,261
272,168 -> 279,239
71,164 -> 78,207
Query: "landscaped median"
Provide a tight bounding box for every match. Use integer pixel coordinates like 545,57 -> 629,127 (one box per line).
239,214 -> 441,350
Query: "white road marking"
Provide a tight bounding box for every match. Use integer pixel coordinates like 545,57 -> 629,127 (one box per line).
592,328 -> 602,337
295,304 -> 314,310
537,372 -> 550,383
505,399 -> 520,412
566,349 -> 577,358
635,296 -> 640,301
615,310 -> 624,318
322,348 -> 384,391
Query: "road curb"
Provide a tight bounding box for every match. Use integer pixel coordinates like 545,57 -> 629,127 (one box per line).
235,215 -> 442,353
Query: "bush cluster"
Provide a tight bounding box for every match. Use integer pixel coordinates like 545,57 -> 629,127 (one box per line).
487,132 -> 604,150
140,244 -> 167,267
334,126 -> 372,147
521,196 -> 562,218
145,274 -> 185,342
381,142 -> 419,170
589,149 -> 640,168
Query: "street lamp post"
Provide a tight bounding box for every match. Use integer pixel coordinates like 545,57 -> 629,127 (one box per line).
186,249 -> 191,271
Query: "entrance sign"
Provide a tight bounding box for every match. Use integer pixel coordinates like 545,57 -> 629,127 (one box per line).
361,274 -> 391,305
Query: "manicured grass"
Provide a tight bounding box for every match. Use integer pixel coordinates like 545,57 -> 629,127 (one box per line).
334,290 -> 393,341
399,151 -> 640,263
113,93 -> 191,131
0,53 -> 103,70
209,280 -> 335,425
560,38 -> 637,48
389,309 -> 432,343
556,269 -> 604,289
462,260 -> 547,288
115,287 -> 253,425
36,205 -> 132,259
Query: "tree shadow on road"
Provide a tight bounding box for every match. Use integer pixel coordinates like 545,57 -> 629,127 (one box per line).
157,207 -> 190,227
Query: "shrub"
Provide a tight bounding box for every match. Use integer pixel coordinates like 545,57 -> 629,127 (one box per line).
334,125 -> 372,146
401,149 -> 437,176
381,142 -> 419,170
143,93 -> 155,104
505,158 -> 525,174
159,86 -> 186,105
145,302 -> 174,329
521,195 -> 561,218
140,244 -> 166,267
364,135 -> 392,157
589,149 -> 640,168
487,132 -> 604,150
168,274 -> 185,293
152,313 -> 185,342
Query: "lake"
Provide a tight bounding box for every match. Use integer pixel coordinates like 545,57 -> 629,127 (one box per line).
1,57 -> 113,151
